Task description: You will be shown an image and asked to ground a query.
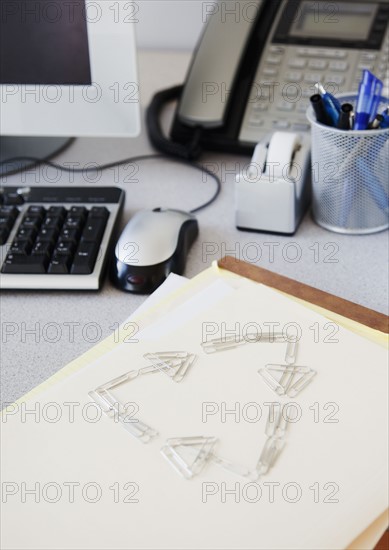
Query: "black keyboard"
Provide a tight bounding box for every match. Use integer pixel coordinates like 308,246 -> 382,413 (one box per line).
0,186 -> 124,290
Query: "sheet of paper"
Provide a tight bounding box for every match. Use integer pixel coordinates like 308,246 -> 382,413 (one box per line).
2,278 -> 387,550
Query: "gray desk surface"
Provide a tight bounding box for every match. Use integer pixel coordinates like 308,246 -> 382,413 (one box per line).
1,51 -> 388,406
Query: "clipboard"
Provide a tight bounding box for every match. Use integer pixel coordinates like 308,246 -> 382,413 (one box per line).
2,260 -> 388,550
218,256 -> 388,550
218,256 -> 389,334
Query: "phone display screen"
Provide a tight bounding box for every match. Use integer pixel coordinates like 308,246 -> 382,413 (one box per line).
273,0 -> 387,49
290,1 -> 377,41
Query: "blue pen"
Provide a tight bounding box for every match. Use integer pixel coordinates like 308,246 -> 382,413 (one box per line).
354,70 -> 383,130
379,113 -> 389,129
315,83 -> 341,127
355,157 -> 389,213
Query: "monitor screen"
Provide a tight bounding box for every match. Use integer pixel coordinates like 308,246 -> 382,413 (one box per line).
1,0 -> 92,85
0,0 -> 140,138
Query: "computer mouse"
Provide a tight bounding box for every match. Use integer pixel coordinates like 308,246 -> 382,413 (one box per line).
111,208 -> 199,293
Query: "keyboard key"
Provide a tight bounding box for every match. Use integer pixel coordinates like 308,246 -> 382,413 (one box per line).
285,71 -> 303,82
71,242 -> 100,274
21,216 -> 42,230
269,45 -> 285,54
89,206 -> 109,221
266,56 -> 282,65
0,217 -> 14,230
36,227 -> 59,244
361,52 -> 377,61
69,206 -> 87,219
308,59 -> 327,70
59,228 -> 79,243
248,117 -> 264,127
0,207 -> 18,235
31,241 -> 54,256
0,227 -> 10,245
276,101 -> 295,112
297,102 -> 309,113
252,102 -> 268,112
3,192 -> 24,206
2,254 -> 49,274
16,227 -> 37,243
304,72 -> 323,84
263,67 -> 278,77
48,206 -> 67,219
43,216 -> 63,230
9,240 -> 31,255
0,206 -> 19,220
27,206 -> 46,218
322,50 -> 347,59
358,63 -> 374,71
81,217 -> 107,242
55,242 -> 76,256
63,216 -> 84,231
292,123 -> 310,131
272,120 -> 290,129
288,59 -> 306,69
48,255 -> 73,274
326,74 -> 344,85
328,60 -> 348,71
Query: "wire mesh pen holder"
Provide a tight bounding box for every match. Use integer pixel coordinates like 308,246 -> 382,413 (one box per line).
306,94 -> 389,234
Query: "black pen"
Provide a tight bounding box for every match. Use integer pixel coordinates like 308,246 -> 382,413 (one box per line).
310,94 -> 332,126
337,103 -> 354,130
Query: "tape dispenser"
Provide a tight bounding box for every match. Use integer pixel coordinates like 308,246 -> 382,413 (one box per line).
235,132 -> 311,235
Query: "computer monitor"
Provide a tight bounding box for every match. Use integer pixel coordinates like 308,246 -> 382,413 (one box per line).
0,0 -> 140,174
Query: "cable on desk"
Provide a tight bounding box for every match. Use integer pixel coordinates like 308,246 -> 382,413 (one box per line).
0,153 -> 221,213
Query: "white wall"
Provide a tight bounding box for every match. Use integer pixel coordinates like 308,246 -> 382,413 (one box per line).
135,1 -> 210,50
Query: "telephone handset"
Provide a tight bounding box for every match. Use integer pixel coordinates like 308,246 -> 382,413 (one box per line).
147,0 -> 389,159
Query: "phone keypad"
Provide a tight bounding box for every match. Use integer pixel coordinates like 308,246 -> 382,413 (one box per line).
328,61 -> 349,71
240,27 -> 389,145
288,59 -> 306,69
308,59 -> 327,70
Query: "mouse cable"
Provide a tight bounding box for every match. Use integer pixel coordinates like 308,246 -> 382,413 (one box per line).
0,153 -> 221,214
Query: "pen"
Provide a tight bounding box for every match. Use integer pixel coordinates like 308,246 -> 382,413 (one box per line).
354,70 -> 383,130
355,157 -> 389,213
315,83 -> 341,126
368,114 -> 384,129
310,94 -> 332,126
337,103 -> 354,130
379,113 -> 389,129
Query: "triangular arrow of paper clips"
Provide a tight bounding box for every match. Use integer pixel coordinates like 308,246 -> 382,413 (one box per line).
143,351 -> 197,383
89,351 -> 197,443
161,436 -> 257,480
258,363 -> 316,397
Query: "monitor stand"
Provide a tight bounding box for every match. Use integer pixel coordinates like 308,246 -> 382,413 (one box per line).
0,136 -> 74,177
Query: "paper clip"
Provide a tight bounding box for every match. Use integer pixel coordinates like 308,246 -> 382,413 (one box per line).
256,436 -> 285,476
201,334 -> 246,354
161,436 -> 256,480
201,332 -> 285,354
265,402 -> 288,438
287,369 -> 317,397
143,351 -> 197,382
254,403 -> 289,478
284,339 -> 298,365
89,368 -> 159,443
89,386 -> 158,443
258,364 -> 316,397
